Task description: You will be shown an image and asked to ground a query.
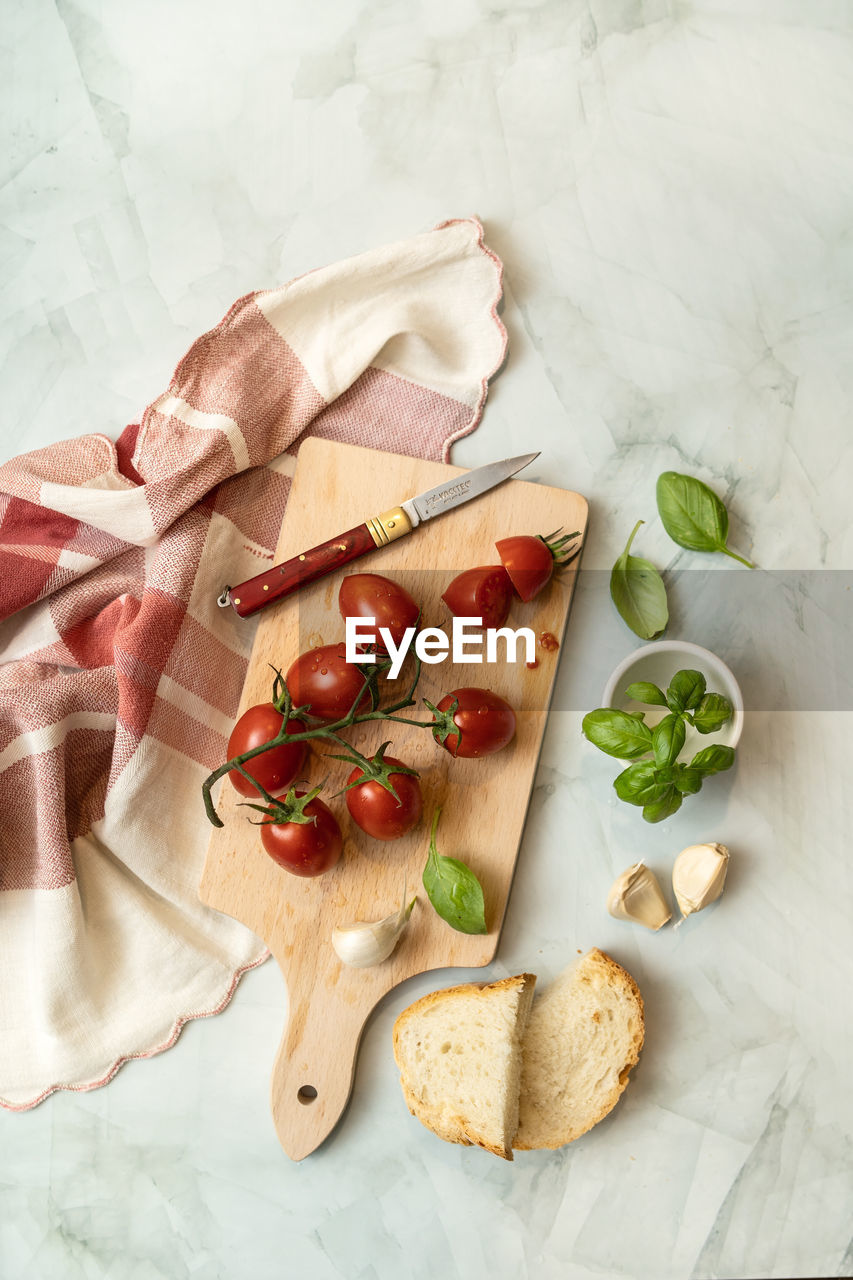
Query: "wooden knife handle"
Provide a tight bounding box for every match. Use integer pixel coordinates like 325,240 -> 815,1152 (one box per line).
226,507 -> 413,618
227,524 -> 376,618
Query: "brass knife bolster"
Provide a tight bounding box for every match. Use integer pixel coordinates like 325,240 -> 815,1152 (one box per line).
364,506 -> 413,546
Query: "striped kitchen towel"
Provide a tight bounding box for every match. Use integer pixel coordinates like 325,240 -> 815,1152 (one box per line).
0,218 -> 506,1109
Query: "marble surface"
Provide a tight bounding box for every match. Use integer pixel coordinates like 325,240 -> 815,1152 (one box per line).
2,2 -> 852,1277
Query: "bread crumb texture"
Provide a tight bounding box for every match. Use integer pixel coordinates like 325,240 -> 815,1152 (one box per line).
514,949 -> 644,1150
392,951 -> 644,1159
393,974 -> 536,1160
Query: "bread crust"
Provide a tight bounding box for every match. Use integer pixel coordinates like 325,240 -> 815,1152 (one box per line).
392,973 -> 536,1053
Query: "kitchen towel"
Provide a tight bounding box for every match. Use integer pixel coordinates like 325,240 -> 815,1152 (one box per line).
0,218 -> 506,1109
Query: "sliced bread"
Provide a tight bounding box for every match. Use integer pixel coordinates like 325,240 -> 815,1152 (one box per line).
514,948 -> 645,1150
392,973 -> 537,1160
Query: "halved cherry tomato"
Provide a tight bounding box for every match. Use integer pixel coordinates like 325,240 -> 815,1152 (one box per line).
338,573 -> 420,650
496,530 -> 580,602
432,687 -> 516,759
345,755 -> 423,840
441,565 -> 513,628
286,643 -> 373,723
260,792 -> 343,877
227,705 -> 308,798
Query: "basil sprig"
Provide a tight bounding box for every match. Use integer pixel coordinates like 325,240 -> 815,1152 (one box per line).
609,520 -> 668,640
582,668 -> 736,823
656,471 -> 754,568
422,808 -> 487,934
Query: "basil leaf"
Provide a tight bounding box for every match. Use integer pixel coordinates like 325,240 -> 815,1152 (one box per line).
422,809 -> 486,934
624,681 -> 668,707
690,744 -> 736,776
652,713 -> 686,768
673,764 -> 703,794
423,853 -> 487,934
642,786 -> 683,823
691,692 -> 733,734
609,520 -> 668,640
614,761 -> 673,806
656,472 -> 755,568
582,708 -> 653,760
666,669 -> 706,714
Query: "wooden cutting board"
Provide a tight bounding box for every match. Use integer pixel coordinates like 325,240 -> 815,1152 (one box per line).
199,438 -> 588,1160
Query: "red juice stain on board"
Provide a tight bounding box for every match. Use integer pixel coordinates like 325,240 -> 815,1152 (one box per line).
528,632 -> 559,669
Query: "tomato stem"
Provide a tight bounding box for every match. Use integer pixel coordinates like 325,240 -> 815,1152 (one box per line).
231,760 -> 280,809
202,651 -> 435,827
243,781 -> 326,827
541,527 -> 582,566
370,713 -> 434,728
323,730 -> 374,775
270,666 -> 293,719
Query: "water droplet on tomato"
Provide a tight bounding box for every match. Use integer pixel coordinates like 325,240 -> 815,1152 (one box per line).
320,667 -> 328,675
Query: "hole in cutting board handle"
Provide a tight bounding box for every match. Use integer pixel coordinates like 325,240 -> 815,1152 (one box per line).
297,1085 -> 318,1105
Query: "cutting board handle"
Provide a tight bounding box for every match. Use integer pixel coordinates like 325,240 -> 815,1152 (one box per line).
269,991 -> 370,1161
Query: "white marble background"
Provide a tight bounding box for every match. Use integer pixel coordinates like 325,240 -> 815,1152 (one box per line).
2,2 -> 852,1277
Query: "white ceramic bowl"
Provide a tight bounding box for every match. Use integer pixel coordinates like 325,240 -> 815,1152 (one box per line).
602,640 -> 744,751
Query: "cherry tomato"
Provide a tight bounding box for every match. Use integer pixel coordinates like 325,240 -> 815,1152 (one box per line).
345,755 -> 423,840
338,573 -> 420,649
495,535 -> 556,602
286,643 -> 373,723
227,705 -> 308,798
433,687 -> 516,759
260,793 -> 343,877
441,565 -> 513,628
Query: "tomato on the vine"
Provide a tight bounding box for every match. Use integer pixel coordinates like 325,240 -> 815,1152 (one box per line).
286,643 -> 373,723
441,565 -> 513,628
432,687 -> 516,759
495,529 -> 580,602
345,754 -> 422,840
227,705 -> 308,798
338,573 -> 420,649
259,790 -> 342,877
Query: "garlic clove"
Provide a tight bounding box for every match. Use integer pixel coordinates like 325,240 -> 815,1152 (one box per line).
606,861 -> 671,931
332,889 -> 416,968
672,843 -> 729,917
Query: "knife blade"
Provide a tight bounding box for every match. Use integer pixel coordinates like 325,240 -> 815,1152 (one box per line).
218,451 -> 540,618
